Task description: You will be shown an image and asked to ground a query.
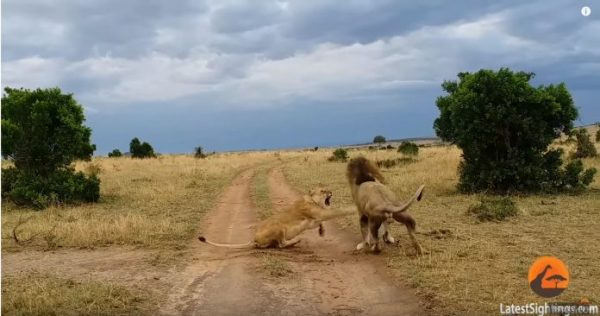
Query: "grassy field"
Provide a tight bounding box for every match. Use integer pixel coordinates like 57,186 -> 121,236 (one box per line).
2,272 -> 150,316
281,142 -> 600,315
1,152 -> 274,251
2,134 -> 599,315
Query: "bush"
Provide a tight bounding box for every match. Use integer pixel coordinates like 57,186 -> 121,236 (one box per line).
434,68 -> 595,193
376,157 -> 416,169
108,149 -> 122,157
328,148 -> 349,162
571,129 -> 597,158
130,138 -> 156,158
398,141 -> 419,156
468,196 -> 518,222
194,146 -> 206,158
596,125 -> 600,143
314,146 -> 319,151
385,144 -> 395,150
1,87 -> 100,208
562,160 -> 597,191
373,135 -> 386,143
2,167 -> 100,209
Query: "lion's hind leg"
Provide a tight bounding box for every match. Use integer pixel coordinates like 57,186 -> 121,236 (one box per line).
392,211 -> 423,255
279,237 -> 302,248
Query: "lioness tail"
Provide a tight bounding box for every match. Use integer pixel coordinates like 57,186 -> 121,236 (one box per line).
198,236 -> 254,249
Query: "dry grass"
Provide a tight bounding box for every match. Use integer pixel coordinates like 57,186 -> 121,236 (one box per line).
1,272 -> 150,315
251,163 -> 275,220
281,144 -> 600,315
1,152 -> 274,251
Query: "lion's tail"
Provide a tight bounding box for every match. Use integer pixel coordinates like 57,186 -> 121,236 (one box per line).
346,156 -> 385,186
377,184 -> 425,214
198,236 -> 254,249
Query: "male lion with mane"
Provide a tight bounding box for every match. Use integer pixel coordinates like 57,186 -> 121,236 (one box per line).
199,187 -> 354,249
347,156 -> 425,254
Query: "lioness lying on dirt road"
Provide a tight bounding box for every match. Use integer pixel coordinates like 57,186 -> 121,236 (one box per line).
198,187 -> 354,249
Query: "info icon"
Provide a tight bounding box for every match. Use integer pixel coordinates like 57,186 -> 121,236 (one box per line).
581,6 -> 591,17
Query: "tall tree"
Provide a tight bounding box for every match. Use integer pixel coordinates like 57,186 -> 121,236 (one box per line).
434,68 -> 595,192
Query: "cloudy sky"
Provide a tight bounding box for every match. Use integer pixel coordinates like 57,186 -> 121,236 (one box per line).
2,0 -> 599,154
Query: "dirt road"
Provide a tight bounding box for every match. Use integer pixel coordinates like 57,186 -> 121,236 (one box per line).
164,167 -> 423,315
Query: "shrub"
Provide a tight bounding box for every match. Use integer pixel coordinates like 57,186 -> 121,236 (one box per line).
398,141 -> 419,156
1,87 -> 100,208
2,167 -> 100,208
130,138 -> 156,158
386,144 -> 395,150
194,146 -> 206,158
328,148 -> 348,162
314,146 -> 319,151
375,157 -> 416,169
596,124 -> 600,142
434,68 -> 595,193
468,196 -> 518,222
571,129 -> 597,158
373,135 -> 386,143
562,160 -> 597,191
108,149 -> 122,157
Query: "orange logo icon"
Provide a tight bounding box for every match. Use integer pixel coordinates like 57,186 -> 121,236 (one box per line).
528,256 -> 569,298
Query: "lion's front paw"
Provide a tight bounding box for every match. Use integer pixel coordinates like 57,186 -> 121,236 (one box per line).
356,242 -> 365,251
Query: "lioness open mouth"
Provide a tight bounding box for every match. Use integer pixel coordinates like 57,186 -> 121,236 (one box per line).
325,196 -> 331,206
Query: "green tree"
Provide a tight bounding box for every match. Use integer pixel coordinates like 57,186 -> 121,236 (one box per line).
108,149 -> 122,157
1,87 -> 100,207
434,68 -> 595,192
328,148 -> 349,162
373,135 -> 386,144
130,137 -> 156,158
398,141 -> 419,156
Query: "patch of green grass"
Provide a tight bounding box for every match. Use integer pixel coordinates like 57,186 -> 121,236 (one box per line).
468,196 -> 519,221
261,253 -> 294,277
1,272 -> 150,315
252,165 -> 274,220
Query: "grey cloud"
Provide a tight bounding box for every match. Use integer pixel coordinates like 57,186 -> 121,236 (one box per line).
209,1 -> 283,34
3,0 -> 599,152
2,0 -> 207,60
